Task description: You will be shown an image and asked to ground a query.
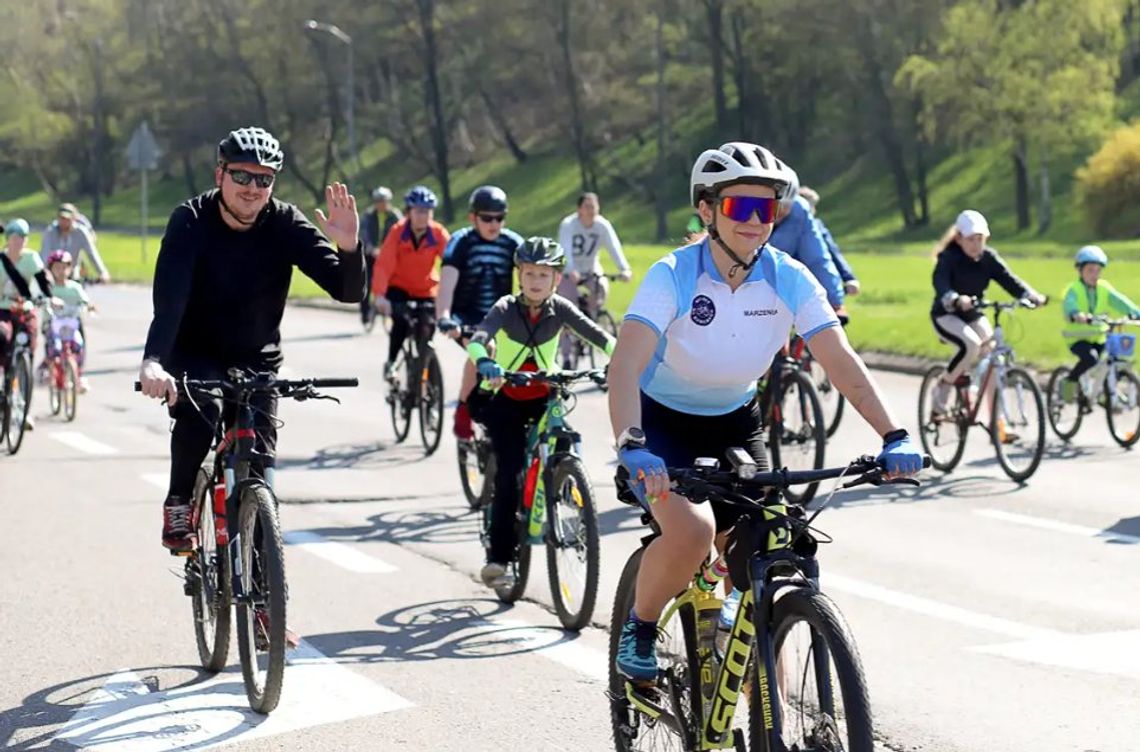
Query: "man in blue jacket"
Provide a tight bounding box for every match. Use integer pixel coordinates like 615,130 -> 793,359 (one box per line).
769,175 -> 845,309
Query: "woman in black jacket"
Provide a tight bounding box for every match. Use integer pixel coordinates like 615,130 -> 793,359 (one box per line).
929,210 -> 1046,415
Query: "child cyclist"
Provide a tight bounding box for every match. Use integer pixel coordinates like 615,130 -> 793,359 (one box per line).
1060,246 -> 1140,407
44,250 -> 96,392
465,236 -> 615,589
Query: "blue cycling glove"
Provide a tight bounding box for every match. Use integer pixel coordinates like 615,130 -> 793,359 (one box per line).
476,357 -> 503,381
877,429 -> 923,476
619,446 -> 667,504
438,316 -> 459,333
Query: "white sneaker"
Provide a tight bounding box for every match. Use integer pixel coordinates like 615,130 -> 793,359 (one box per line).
79,377 -> 90,394
480,562 -> 514,588
931,380 -> 954,415
23,416 -> 35,431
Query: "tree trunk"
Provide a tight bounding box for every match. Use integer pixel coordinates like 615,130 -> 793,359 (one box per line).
654,4 -> 668,242
90,39 -> 106,227
1038,155 -> 1052,235
1013,138 -> 1031,231
703,0 -> 728,133
477,84 -> 527,163
181,151 -> 197,197
731,11 -> 749,139
913,97 -> 929,226
557,0 -> 591,192
418,0 -> 454,222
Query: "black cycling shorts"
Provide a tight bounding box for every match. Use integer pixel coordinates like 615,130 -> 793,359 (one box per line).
635,392 -> 769,532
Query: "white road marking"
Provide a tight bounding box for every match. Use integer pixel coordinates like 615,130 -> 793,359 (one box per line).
140,473 -> 167,490
55,640 -> 412,751
824,573 -> 1061,640
976,508 -> 1140,545
49,431 -> 118,456
485,617 -> 609,683
283,530 -> 398,573
972,629 -> 1140,678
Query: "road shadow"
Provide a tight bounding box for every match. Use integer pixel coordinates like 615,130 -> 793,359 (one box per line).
809,471 -> 1023,511
0,665 -> 258,752
274,440 -> 430,472
298,506 -> 478,547
1102,516 -> 1140,544
305,597 -> 584,667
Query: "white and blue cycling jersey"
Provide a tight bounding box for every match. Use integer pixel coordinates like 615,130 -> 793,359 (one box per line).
769,195 -> 845,307
624,237 -> 839,416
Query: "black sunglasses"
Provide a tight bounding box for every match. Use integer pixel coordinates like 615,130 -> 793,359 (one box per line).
225,167 -> 275,189
477,213 -> 506,224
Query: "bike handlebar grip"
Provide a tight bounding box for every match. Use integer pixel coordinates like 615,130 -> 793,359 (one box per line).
922,454 -> 932,469
133,382 -> 142,391
311,378 -> 359,388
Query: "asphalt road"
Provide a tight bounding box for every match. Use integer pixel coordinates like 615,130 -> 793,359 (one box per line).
1,285 -> 1137,752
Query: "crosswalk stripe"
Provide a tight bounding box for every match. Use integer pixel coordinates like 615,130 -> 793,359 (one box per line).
50,431 -> 119,455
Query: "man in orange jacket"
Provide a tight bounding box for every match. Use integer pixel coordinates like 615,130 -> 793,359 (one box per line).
372,185 -> 450,377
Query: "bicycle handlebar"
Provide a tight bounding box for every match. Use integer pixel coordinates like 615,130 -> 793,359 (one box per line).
972,296 -> 1046,312
134,374 -> 359,395
502,368 -> 607,387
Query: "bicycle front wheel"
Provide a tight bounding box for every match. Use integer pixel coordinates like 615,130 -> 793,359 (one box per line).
991,367 -> 1046,482
545,458 -> 600,631
235,484 -> 287,714
49,361 -> 62,416
917,365 -> 967,472
419,349 -> 444,455
751,587 -> 873,752
387,351 -> 412,443
770,369 -> 825,504
190,465 -> 231,672
1106,367 -> 1140,448
63,355 -> 79,422
1045,366 -> 1082,441
6,350 -> 33,455
809,359 -> 845,438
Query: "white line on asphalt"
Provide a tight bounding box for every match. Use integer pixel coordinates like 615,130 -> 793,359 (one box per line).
976,509 -> 1140,545
55,641 -> 412,752
49,431 -> 119,455
139,473 -> 167,490
283,530 -> 399,573
485,617 -> 609,683
824,573 -> 1062,640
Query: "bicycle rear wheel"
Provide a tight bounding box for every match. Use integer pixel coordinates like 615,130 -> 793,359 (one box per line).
235,484 -> 287,714
482,497 -> 530,603
809,359 -> 845,438
190,465 -> 231,672
419,349 -> 444,455
458,433 -> 494,509
545,458 -> 599,631
751,587 -> 873,752
63,355 -> 78,422
387,350 -> 412,443
588,310 -> 618,373
1106,368 -> 1140,448
6,350 -> 33,455
770,369 -> 825,504
1045,366 -> 1083,441
992,367 -> 1046,482
917,365 -> 968,472
609,547 -> 702,751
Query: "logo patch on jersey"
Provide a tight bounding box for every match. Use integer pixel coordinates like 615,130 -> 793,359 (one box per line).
691,295 -> 717,326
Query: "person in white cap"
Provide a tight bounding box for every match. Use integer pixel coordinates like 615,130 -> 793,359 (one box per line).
928,209 -> 1046,415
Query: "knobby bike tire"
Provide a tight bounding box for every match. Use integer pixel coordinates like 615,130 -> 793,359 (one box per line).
917,365 -> 968,473
419,349 -> 444,455
235,484 -> 287,714
991,367 -> 1045,483
6,350 -> 33,455
63,355 -> 78,422
770,368 -> 825,505
750,587 -> 874,752
1106,368 -> 1140,449
545,458 -> 600,631
1045,366 -> 1083,441
191,465 -> 231,672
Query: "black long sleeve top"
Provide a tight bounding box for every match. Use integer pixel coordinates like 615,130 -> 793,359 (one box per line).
930,242 -> 1033,323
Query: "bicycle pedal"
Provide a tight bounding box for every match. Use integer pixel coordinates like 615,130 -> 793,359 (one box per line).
168,548 -> 194,558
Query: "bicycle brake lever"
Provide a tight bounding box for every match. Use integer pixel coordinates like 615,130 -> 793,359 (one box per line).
842,471 -> 884,488
885,477 -> 921,487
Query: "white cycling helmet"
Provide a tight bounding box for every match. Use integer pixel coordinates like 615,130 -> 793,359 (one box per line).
1075,245 -> 1108,268
690,142 -> 795,207
779,166 -> 801,214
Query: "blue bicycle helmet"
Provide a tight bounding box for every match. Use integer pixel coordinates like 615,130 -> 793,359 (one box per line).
404,185 -> 438,209
1074,245 -> 1108,268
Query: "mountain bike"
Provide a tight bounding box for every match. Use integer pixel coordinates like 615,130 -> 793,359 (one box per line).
480,368 -> 606,630
1046,317 -> 1140,448
918,298 -> 1046,482
386,299 -> 444,455
787,334 -> 844,438
136,371 -> 357,714
1,302 -> 37,455
561,272 -> 620,371
44,305 -> 84,422
608,452 -> 928,751
757,353 -> 826,505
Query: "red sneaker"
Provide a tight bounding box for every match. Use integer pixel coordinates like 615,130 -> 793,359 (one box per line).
162,500 -> 193,553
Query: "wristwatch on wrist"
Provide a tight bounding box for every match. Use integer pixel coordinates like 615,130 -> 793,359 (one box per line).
617,426 -> 647,451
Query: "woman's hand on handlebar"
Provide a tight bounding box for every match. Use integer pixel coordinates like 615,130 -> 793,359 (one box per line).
139,359 -> 178,405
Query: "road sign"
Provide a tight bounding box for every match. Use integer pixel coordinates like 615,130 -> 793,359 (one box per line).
126,121 -> 160,171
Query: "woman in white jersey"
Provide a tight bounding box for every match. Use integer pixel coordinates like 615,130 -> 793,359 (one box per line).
607,141 -> 924,682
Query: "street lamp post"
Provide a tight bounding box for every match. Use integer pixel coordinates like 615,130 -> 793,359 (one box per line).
304,20 -> 357,175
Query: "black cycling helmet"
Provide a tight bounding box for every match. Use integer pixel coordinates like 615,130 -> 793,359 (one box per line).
469,185 -> 508,214
515,236 -> 566,269
217,126 -> 285,171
